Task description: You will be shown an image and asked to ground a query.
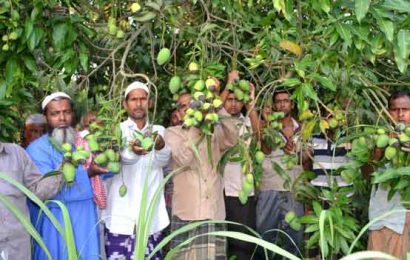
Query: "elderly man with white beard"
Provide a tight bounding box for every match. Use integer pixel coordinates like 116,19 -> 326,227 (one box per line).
26,92 -> 101,260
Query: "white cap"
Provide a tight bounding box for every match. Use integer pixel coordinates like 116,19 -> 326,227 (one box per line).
25,114 -> 46,125
124,81 -> 150,98
41,92 -> 72,110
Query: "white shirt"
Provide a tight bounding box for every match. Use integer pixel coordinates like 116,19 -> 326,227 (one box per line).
222,112 -> 254,197
103,118 -> 171,235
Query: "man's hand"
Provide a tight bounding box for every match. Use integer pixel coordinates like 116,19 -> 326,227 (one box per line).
284,140 -> 296,154
245,82 -> 256,111
88,159 -> 110,177
154,135 -> 165,150
129,140 -> 148,155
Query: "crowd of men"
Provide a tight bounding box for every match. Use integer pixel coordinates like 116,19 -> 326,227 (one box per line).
0,72 -> 409,260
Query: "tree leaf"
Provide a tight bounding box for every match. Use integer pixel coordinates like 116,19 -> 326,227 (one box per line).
52,23 -> 68,50
279,40 -> 302,56
397,29 -> 410,60
281,78 -> 301,87
377,18 -> 394,42
336,23 -> 352,46
381,0 -> 410,14
355,0 -> 370,23
310,73 -> 336,91
319,0 -> 330,13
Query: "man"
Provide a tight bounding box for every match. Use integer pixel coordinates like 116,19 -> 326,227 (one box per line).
0,142 -> 61,260
220,71 -> 259,259
257,90 -> 304,258
103,81 -> 171,259
26,92 -> 100,260
22,113 -> 46,147
164,83 -> 241,259
367,91 -> 410,258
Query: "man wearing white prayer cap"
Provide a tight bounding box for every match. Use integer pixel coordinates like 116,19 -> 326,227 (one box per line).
25,91 -> 101,260
103,81 -> 171,259
22,113 -> 47,147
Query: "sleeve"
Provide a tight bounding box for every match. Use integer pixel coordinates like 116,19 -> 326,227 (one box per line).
214,116 -> 240,152
21,147 -> 62,201
164,127 -> 198,167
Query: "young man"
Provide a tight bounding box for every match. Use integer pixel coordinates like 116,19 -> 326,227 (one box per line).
257,90 -> 304,258
22,113 -> 46,147
26,92 -> 101,260
0,142 -> 61,260
103,81 -> 170,259
164,84 -> 241,259
367,91 -> 410,258
220,71 -> 259,260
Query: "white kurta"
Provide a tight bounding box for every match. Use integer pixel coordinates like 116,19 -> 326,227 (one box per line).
103,118 -> 171,235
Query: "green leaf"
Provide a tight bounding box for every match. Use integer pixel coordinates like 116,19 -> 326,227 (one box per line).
79,43 -> 89,72
319,0 -> 330,13
377,19 -> 394,42
355,0 -> 370,23
336,23 -> 352,46
310,73 -> 336,91
397,29 -> 410,59
281,78 -> 301,87
24,18 -> 34,41
23,56 -> 38,73
134,11 -> 157,22
5,58 -> 19,84
301,83 -> 318,100
381,0 -> 410,14
52,23 -> 68,50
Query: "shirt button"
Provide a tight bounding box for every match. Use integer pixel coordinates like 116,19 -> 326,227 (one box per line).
206,196 -> 209,199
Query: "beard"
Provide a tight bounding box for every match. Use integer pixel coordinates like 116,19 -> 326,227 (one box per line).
50,127 -> 76,145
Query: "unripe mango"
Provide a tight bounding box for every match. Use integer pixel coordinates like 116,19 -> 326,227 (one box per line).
238,190 -> 248,205
239,80 -> 250,92
255,151 -> 265,164
95,153 -> 108,166
105,149 -> 116,162
188,62 -> 199,72
328,118 -> 338,129
376,134 -> 389,148
141,138 -> 154,150
169,76 -> 181,94
62,143 -> 72,152
245,173 -> 254,184
194,110 -> 203,122
62,162 -> 76,184
156,48 -> 171,65
234,88 -> 244,101
119,184 -> 127,197
108,162 -> 121,173
242,181 -> 253,194
212,99 -> 223,109
194,80 -> 205,91
384,146 -> 397,160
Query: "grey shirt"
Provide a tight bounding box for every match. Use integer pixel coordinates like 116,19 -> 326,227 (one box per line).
0,143 -> 61,260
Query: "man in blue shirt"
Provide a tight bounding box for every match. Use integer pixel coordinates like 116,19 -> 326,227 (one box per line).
27,92 -> 102,260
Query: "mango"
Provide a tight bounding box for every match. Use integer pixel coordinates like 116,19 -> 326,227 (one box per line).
188,62 -> 199,72
156,48 -> 171,65
376,134 -> 389,148
239,80 -> 250,92
130,2 -> 141,13
169,76 -> 181,94
385,146 -> 397,160
406,127 -> 410,137
225,82 -> 234,90
234,88 -> 244,101
243,95 -> 250,103
328,118 -> 338,129
62,162 -> 76,184
141,138 -> 154,150
376,128 -> 386,135
242,181 -> 253,194
399,133 -> 410,143
193,91 -> 205,101
108,162 -> 121,173
245,173 -> 254,184
205,78 -> 216,88
285,211 -> 296,223
119,184 -> 127,197
62,143 -> 72,152
116,30 -> 125,39
395,123 -> 406,132
255,151 -> 264,164
212,99 -> 223,109
238,190 -> 248,205
88,139 -> 100,152
95,153 -> 108,166
202,102 -> 211,111
194,110 -> 203,122
105,149 -> 116,162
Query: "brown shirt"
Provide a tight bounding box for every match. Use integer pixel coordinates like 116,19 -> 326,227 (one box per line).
165,117 -> 239,221
0,143 -> 61,260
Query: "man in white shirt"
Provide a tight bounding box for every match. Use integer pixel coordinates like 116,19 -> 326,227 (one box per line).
103,81 -> 171,260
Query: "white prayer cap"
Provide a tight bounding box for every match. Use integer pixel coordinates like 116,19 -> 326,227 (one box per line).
124,81 -> 150,98
41,92 -> 72,110
25,114 -> 46,125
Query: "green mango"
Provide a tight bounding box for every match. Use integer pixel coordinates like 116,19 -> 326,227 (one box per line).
141,138 -> 154,150
205,78 -> 216,88
88,139 -> 100,152
384,146 -> 397,160
245,173 -> 254,184
238,190 -> 248,205
328,118 -> 338,129
242,181 -> 253,194
105,149 -> 116,162
62,162 -> 76,184
156,48 -> 171,65
119,184 -> 127,197
226,82 -> 234,90
212,99 -> 223,109
285,211 -> 296,223
376,134 -> 389,148
188,62 -> 199,72
169,76 -> 181,94
62,143 -> 72,152
194,111 -> 203,122
255,151 -> 264,164
239,80 -> 250,92
194,80 -> 205,91
234,88 -> 244,101
95,153 -> 108,166
108,162 -> 120,173
376,128 -> 386,135
406,127 -> 410,136
399,133 -> 410,143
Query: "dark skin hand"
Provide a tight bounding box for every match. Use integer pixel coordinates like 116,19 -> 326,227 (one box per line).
129,134 -> 165,155
88,157 -> 110,177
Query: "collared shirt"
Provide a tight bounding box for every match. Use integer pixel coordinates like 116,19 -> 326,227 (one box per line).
165,116 -> 240,221
221,109 -> 254,197
0,143 -> 61,260
103,118 -> 171,236
260,118 -> 302,191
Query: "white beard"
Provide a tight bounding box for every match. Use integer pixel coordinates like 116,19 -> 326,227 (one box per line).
51,127 -> 76,145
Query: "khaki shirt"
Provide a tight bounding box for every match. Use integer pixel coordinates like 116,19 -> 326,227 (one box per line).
0,143 -> 61,260
165,117 -> 239,221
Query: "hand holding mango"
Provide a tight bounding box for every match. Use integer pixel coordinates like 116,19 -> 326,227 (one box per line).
61,143 -> 91,184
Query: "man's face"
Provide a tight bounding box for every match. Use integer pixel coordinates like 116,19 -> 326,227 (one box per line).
123,89 -> 149,121
389,95 -> 410,124
224,93 -> 244,117
45,98 -> 74,129
24,124 -> 46,145
176,93 -> 192,119
273,92 -> 293,116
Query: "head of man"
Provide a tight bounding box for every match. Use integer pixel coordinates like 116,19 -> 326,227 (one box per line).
223,91 -> 244,117
273,91 -> 293,117
123,81 -> 150,124
175,93 -> 192,119
23,114 -> 46,146
42,92 -> 75,145
389,91 -> 410,125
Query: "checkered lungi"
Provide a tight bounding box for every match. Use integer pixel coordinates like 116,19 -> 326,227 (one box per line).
169,215 -> 227,260
105,228 -> 163,260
